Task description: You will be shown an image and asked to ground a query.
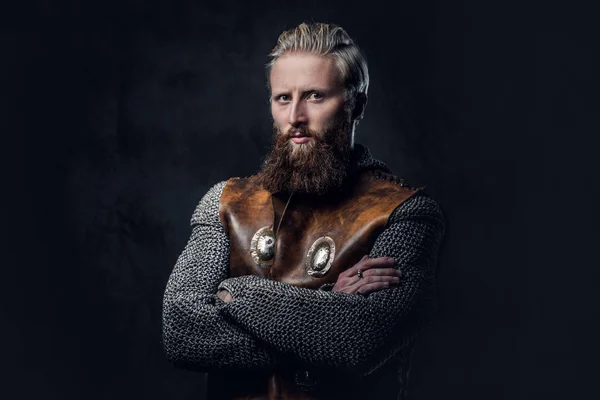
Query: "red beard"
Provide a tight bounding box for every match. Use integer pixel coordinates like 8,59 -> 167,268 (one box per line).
256,113 -> 353,196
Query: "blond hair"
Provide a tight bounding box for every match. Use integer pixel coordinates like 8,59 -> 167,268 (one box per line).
266,22 -> 369,101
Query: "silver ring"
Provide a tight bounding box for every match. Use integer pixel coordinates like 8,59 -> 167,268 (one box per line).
357,269 -> 363,280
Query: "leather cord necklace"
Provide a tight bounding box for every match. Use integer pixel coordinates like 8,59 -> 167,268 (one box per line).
274,190 -> 294,238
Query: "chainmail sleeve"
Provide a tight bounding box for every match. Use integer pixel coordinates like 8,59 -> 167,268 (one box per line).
217,193 -> 444,376
162,181 -> 279,371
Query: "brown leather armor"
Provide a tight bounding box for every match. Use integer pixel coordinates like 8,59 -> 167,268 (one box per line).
211,169 -> 417,399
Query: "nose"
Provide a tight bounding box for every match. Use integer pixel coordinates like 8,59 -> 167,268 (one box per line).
288,100 -> 307,127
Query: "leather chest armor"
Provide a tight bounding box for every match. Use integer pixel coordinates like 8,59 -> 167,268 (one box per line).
212,169 -> 417,400
219,170 -> 417,288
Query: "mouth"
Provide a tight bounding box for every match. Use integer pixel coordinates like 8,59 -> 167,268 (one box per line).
291,136 -> 312,144
289,130 -> 312,144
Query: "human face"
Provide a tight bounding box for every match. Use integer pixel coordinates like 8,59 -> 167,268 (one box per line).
269,52 -> 349,148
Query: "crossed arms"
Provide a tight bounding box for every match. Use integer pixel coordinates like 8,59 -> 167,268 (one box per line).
162,181 -> 445,376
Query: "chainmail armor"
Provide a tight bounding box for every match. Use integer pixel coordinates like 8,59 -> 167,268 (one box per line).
218,192 -> 443,376
162,181 -> 279,371
163,143 -> 445,383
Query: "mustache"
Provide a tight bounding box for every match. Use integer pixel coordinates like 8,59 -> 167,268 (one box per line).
280,125 -> 321,140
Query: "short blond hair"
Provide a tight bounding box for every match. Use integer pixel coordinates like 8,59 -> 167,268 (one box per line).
266,22 -> 369,101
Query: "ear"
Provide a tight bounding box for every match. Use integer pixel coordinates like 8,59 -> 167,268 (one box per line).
351,93 -> 368,121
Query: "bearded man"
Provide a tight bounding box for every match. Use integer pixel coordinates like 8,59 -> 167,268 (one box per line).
162,22 -> 445,400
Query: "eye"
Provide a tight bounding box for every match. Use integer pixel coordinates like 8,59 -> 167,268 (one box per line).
275,94 -> 290,102
309,92 -> 324,101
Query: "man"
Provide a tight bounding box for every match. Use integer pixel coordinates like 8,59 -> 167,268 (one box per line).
162,22 -> 445,399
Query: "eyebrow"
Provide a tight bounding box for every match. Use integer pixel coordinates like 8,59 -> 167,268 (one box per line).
271,88 -> 329,97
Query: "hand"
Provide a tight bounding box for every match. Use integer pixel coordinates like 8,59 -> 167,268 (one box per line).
332,255 -> 402,295
217,289 -> 233,303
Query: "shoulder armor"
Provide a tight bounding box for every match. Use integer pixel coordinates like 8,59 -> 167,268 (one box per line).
190,181 -> 228,226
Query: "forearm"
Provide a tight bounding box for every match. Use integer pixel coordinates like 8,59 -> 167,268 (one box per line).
162,183 -> 281,371
217,194 -> 444,375
217,268 -> 431,375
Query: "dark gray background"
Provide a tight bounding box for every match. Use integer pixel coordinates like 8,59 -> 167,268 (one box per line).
3,0 -> 599,399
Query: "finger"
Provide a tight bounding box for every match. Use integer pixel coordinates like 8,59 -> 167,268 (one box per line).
361,275 -> 400,285
347,267 -> 401,287
357,281 -> 394,295
347,256 -> 396,277
362,268 -> 402,278
216,290 -> 229,302
340,255 -> 369,278
355,273 -> 398,285
346,275 -> 399,291
361,257 -> 397,270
